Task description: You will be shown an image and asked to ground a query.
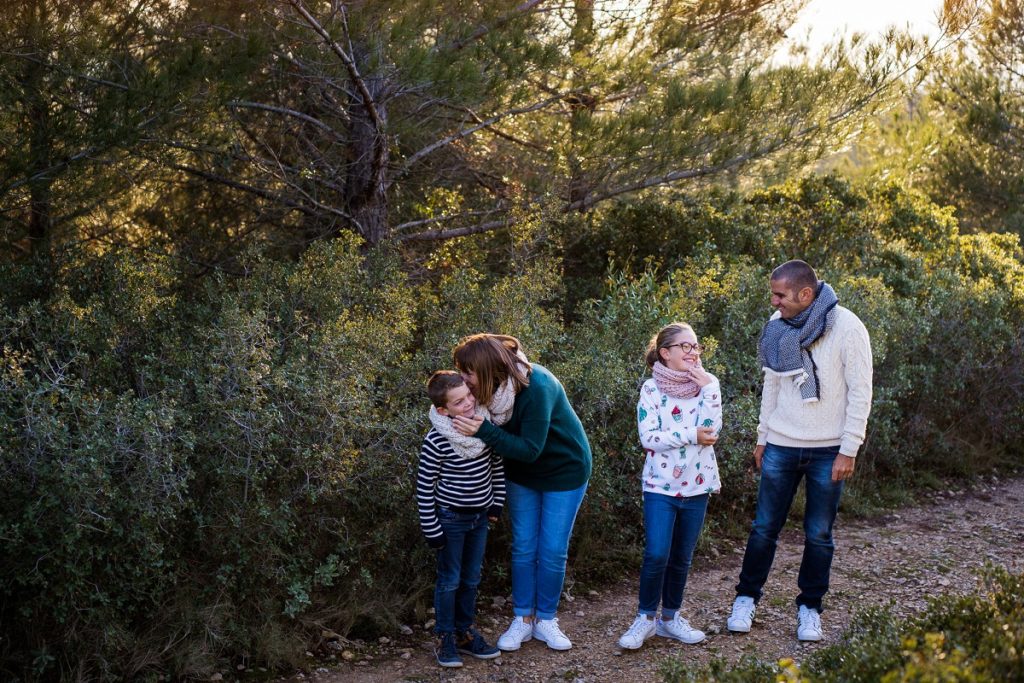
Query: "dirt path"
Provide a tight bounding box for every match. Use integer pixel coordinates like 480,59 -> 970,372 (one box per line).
291,476 -> 1024,682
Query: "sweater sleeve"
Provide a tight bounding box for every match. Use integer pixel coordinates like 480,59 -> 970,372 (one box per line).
697,379 -> 723,437
476,383 -> 554,463
415,436 -> 443,542
489,449 -> 506,512
756,370 -> 780,447
839,319 -> 873,457
637,383 -> 694,450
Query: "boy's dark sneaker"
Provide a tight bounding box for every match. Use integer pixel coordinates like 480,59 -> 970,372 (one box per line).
435,632 -> 463,668
456,626 -> 501,660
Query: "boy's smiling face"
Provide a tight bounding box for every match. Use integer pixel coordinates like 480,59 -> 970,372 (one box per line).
438,382 -> 477,418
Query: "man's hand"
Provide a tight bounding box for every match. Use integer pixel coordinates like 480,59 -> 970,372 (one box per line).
696,427 -> 718,446
752,444 -> 765,471
452,414 -> 484,436
832,454 -> 855,482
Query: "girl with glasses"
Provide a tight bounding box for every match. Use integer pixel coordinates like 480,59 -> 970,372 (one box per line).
616,322 -> 723,650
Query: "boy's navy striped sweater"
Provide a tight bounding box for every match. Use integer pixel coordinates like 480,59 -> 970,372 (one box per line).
416,428 -> 505,543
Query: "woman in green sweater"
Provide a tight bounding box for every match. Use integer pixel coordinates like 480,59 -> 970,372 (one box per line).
451,334 -> 592,653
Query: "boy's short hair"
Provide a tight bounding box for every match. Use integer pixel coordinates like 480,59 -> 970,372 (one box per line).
427,370 -> 466,408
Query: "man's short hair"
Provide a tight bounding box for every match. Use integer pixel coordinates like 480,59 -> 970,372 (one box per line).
771,260 -> 818,292
427,370 -> 465,408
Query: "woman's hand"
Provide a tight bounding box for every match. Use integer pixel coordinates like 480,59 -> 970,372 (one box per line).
696,427 -> 718,446
452,414 -> 484,436
688,363 -> 713,388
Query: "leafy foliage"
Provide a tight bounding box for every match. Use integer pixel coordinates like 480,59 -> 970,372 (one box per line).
2,176 -> 1023,680
831,1 -> 1024,238
662,567 -> 1024,683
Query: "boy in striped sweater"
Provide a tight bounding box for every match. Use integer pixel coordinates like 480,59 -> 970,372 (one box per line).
417,371 -> 505,668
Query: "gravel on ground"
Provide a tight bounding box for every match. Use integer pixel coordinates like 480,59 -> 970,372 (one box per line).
280,475 -> 1024,683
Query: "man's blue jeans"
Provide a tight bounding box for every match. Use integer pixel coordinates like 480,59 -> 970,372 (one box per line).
638,491 -> 709,619
735,443 -> 844,612
434,507 -> 489,634
506,480 -> 588,620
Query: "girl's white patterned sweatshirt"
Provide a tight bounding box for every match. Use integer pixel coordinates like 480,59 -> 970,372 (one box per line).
637,376 -> 723,498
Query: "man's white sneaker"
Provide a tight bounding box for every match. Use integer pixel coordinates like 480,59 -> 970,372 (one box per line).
496,616 -> 533,651
727,596 -> 756,633
617,614 -> 656,650
797,605 -> 823,642
656,614 -> 706,644
533,618 -> 572,651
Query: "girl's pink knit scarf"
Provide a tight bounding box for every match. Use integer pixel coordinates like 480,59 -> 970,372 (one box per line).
652,361 -> 700,400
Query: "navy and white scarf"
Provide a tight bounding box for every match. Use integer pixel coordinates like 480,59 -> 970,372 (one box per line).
758,281 -> 838,403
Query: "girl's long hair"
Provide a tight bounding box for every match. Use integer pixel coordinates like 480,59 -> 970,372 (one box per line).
452,333 -> 531,406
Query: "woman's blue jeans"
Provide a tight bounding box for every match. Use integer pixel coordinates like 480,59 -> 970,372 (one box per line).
735,443 -> 844,611
434,507 -> 489,634
638,491 -> 709,619
505,480 -> 588,620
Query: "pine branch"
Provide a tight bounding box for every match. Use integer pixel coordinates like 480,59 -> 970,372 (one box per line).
285,0 -> 384,133
392,93 -> 566,187
394,218 -> 509,242
447,0 -> 549,52
227,100 -> 349,137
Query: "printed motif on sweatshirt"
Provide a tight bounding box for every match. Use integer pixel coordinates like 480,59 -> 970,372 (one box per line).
637,377 -> 723,497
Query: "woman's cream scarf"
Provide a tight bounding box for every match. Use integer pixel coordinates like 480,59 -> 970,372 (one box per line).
428,350 -> 530,459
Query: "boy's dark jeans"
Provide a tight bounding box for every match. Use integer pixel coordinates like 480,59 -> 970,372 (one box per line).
434,507 -> 489,634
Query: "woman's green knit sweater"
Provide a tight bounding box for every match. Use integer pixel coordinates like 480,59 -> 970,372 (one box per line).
476,363 -> 592,491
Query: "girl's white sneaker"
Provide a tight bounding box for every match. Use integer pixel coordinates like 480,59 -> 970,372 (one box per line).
533,618 -> 572,650
496,616 -> 533,651
656,614 -> 706,644
617,614 -> 656,649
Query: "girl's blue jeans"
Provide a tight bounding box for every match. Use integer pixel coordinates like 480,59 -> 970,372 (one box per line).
637,491 -> 709,619
434,507 -> 489,634
505,480 -> 588,620
735,443 -> 844,611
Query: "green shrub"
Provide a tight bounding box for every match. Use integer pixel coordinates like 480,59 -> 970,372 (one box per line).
2,176 -> 1024,680
661,653 -> 780,683
663,568 -> 1024,683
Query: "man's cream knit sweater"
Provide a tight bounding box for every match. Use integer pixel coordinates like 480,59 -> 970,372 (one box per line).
756,306 -> 873,457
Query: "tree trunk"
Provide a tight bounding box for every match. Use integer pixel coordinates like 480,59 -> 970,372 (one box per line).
567,0 -> 596,209
24,0 -> 54,270
343,68 -> 389,245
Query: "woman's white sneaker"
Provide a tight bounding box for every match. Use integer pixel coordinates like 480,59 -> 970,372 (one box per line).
796,605 -> 823,641
727,596 -> 756,632
617,614 -> 656,649
533,618 -> 572,650
496,616 -> 533,651
656,614 -> 706,644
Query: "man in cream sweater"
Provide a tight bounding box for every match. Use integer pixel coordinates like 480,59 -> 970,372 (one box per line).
727,260 -> 872,642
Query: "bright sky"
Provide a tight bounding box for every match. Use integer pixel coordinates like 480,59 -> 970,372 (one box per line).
791,0 -> 946,48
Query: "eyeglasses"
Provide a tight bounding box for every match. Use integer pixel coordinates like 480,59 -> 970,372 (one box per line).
665,342 -> 704,354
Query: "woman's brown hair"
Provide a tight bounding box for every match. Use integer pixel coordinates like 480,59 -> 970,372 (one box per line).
452,333 -> 531,407
644,322 -> 695,369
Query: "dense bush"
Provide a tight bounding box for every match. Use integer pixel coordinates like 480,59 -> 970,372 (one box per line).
661,567 -> 1024,683
1,176 -> 1022,680
0,236 -> 563,680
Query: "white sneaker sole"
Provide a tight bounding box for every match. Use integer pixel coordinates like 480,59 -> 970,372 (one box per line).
616,631 -> 654,650
797,632 -> 823,642
656,623 -> 706,644
533,633 -> 572,651
435,650 -> 463,668
727,621 -> 752,633
496,633 -> 531,652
